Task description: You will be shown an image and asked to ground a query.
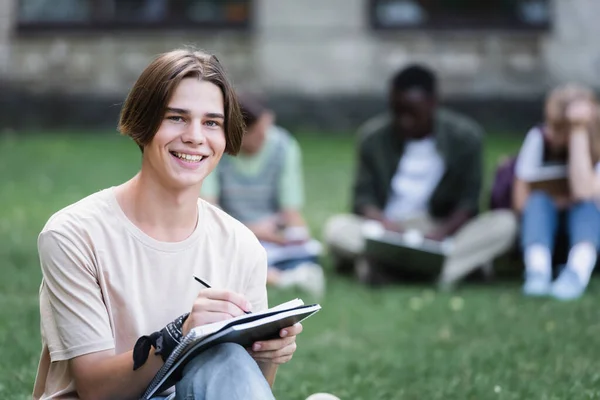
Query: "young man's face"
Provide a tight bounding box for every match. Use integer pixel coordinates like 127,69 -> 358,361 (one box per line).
143,78 -> 226,190
241,111 -> 273,155
390,88 -> 436,139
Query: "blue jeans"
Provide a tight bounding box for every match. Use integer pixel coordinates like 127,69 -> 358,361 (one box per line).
520,191 -> 600,251
273,255 -> 319,271
151,343 -> 275,400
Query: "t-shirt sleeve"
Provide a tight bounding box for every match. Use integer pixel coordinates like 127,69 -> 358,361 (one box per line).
244,245 -> 269,313
515,127 -> 567,181
38,229 -> 114,362
278,136 -> 305,210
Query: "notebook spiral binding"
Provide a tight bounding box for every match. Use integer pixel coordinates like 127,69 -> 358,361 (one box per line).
140,330 -> 199,400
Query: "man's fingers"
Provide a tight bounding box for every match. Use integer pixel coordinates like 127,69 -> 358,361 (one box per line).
188,311 -> 233,327
193,298 -> 246,317
252,336 -> 296,352
280,323 -> 303,337
251,342 -> 297,360
197,289 -> 252,313
250,342 -> 296,364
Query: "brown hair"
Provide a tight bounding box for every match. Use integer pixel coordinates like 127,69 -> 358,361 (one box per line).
118,48 -> 244,155
545,83 -> 600,163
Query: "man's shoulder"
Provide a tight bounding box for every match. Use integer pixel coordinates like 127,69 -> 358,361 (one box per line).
270,125 -> 299,147
41,189 -> 113,239
357,113 -> 392,142
437,108 -> 483,143
200,199 -> 264,251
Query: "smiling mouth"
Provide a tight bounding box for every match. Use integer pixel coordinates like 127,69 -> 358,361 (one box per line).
170,151 -> 206,163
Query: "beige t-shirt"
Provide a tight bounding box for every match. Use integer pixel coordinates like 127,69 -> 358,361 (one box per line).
32,188 -> 268,400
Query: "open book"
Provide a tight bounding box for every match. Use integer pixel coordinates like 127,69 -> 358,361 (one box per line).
141,298 -> 321,399
362,221 -> 450,275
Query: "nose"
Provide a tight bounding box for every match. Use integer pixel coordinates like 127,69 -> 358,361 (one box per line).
183,119 -> 206,145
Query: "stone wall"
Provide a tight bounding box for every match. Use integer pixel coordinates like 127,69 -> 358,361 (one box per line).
1,0 -> 599,131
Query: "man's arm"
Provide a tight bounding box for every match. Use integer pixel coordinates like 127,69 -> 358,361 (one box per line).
426,209 -> 473,241
257,361 -> 278,387
429,131 -> 482,239
244,245 -> 289,388
70,349 -> 163,400
352,136 -> 385,218
512,178 -> 531,213
250,323 -> 303,387
569,129 -> 599,200
566,100 -> 600,200
39,231 -> 162,400
277,135 -> 309,230
72,288 -> 254,400
246,219 -> 287,244
281,209 -> 307,227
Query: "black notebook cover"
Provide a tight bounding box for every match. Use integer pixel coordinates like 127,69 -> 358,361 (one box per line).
141,303 -> 321,399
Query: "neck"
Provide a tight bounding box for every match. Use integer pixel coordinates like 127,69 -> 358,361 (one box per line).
115,171 -> 200,242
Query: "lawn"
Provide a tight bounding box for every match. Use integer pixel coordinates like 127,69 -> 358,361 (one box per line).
2,131 -> 600,400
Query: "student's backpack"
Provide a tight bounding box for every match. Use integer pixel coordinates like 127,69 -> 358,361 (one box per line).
489,156 -> 518,210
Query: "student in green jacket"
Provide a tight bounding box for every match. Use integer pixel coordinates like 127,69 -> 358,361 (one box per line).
323,64 -> 517,288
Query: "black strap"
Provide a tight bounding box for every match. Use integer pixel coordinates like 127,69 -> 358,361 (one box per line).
132,313 -> 189,371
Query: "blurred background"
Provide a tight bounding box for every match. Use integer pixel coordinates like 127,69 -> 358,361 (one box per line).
3,1 -> 600,400
2,0 -> 596,132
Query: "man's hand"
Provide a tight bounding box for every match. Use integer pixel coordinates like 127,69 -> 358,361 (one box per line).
248,219 -> 288,245
554,194 -> 571,210
183,289 -> 252,335
567,99 -> 597,130
283,225 -> 310,245
424,229 -> 446,242
382,219 -> 404,233
249,323 -> 303,364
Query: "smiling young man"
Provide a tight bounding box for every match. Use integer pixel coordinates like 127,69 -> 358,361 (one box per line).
32,49 -> 303,400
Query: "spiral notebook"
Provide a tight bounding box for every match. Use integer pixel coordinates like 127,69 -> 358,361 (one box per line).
141,299 -> 321,399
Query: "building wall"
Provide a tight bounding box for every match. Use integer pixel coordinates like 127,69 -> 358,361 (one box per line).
2,0 -> 600,130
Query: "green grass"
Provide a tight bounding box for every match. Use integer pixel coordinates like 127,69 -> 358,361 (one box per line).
2,131 -> 600,400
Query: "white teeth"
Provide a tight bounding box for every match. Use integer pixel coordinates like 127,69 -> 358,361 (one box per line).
172,152 -> 203,162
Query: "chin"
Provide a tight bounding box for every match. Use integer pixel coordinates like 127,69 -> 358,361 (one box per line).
167,173 -> 206,190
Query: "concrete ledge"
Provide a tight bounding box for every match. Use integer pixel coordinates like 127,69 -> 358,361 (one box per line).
0,84 -> 544,135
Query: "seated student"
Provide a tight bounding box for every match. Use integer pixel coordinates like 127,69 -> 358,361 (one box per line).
201,93 -> 325,298
323,64 -> 517,288
32,49 -> 307,400
513,83 -> 600,300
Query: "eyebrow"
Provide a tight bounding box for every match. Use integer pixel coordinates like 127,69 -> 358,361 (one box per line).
165,107 -> 225,119
165,107 -> 189,115
205,112 -> 225,120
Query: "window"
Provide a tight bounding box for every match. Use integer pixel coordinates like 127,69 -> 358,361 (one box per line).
369,0 -> 551,30
17,0 -> 252,31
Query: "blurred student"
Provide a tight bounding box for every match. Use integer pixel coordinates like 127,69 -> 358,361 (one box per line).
513,84 -> 600,300
201,93 -> 325,298
323,64 -> 517,288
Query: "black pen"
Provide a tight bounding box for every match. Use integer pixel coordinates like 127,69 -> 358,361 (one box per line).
194,276 -> 252,314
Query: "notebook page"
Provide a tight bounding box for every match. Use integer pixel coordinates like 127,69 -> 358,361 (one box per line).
188,298 -> 305,340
